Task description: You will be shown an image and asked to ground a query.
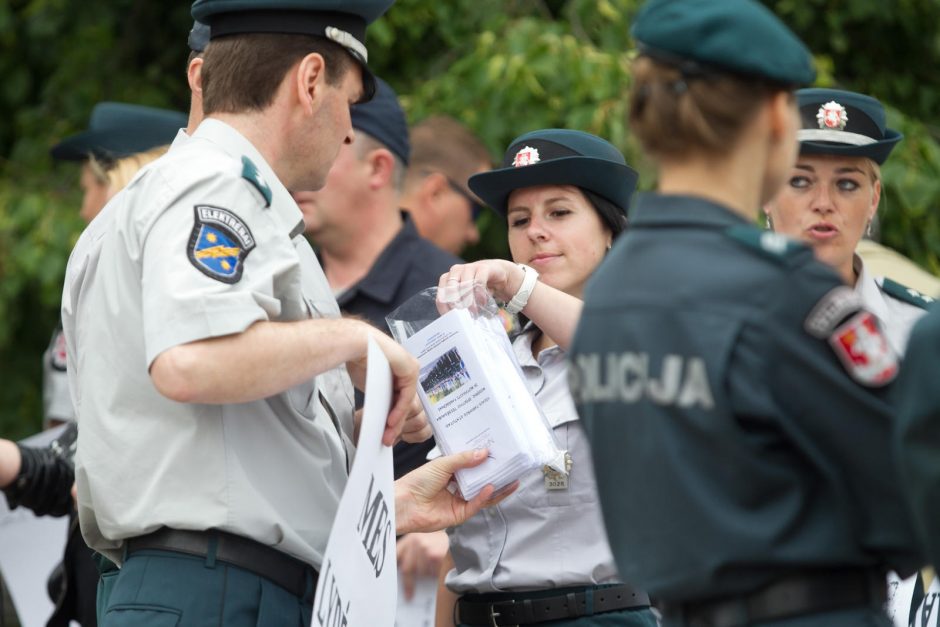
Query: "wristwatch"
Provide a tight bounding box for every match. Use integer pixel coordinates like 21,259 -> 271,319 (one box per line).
504,264 -> 539,315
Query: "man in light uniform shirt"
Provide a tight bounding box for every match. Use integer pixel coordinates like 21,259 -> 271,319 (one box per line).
60,1 -> 505,624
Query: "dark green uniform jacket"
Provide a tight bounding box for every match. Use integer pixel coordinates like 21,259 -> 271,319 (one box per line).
895,303 -> 940,571
570,194 -> 923,603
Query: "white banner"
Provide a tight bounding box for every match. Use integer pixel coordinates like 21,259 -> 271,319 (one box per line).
395,576 -> 437,627
888,571 -> 940,627
313,337 -> 397,627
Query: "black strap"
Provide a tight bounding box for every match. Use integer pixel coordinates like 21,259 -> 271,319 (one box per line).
457,584 -> 650,625
659,569 -> 886,627
126,528 -> 317,599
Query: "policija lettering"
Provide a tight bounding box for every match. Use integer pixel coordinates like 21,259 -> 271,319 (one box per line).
570,352 -> 714,409
357,474 -> 392,578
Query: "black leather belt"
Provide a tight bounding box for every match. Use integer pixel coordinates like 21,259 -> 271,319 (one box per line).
457,584 -> 651,625
658,569 -> 886,627
126,528 -> 317,599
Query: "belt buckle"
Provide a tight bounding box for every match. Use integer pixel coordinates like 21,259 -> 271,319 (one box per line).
488,600 -> 518,627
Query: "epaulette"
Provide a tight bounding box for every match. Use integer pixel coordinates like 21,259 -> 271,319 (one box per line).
241,155 -> 272,208
723,225 -> 807,265
880,278 -> 936,310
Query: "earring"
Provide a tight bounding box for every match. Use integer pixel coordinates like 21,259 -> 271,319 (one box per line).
764,215 -> 773,230
866,221 -> 872,237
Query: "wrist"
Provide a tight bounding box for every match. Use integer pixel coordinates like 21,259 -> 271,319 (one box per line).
504,264 -> 539,315
338,318 -> 372,361
0,440 -> 22,489
394,481 -> 411,535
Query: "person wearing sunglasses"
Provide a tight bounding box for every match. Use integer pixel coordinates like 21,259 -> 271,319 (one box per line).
294,77 -> 461,481
400,116 -> 492,255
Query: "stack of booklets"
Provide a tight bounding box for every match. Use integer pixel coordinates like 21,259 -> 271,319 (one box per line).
400,307 -> 562,499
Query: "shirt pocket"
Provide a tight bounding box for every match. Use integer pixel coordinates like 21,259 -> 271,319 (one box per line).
516,422 -> 575,508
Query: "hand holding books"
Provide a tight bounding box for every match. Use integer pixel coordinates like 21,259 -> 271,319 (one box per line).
387,283 -> 567,500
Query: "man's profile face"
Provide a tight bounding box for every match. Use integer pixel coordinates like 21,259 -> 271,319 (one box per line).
295,60 -> 364,191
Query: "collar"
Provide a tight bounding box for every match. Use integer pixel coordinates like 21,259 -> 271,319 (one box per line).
338,212 -> 421,306
512,320 -> 564,368
629,193 -> 755,229
853,254 -> 890,325
169,128 -> 191,149
192,119 -> 303,233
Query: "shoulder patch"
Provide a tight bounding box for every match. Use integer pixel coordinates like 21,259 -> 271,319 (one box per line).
827,310 -> 898,387
187,205 -> 256,284
724,225 -> 805,264
241,156 -> 272,208
48,328 -> 68,372
879,277 -> 935,310
804,286 -> 862,338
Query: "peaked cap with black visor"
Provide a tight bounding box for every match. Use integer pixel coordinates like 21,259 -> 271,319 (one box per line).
190,0 -> 394,103
468,129 -> 638,226
796,88 -> 902,165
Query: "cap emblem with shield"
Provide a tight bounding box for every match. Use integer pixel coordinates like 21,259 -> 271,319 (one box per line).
817,101 -> 848,131
512,146 -> 540,167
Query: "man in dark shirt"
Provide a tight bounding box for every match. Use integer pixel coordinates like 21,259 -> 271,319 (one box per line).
293,76 -> 460,477
293,76 -> 461,604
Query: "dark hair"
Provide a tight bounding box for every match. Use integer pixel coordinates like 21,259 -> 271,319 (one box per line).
581,188 -> 628,239
201,33 -> 353,115
629,56 -> 784,160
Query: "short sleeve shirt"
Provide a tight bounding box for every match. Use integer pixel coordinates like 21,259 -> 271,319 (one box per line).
62,119 -> 355,568
329,213 -> 462,478
445,325 -> 619,593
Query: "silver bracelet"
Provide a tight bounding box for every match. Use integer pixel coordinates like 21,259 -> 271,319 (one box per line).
504,264 -> 539,315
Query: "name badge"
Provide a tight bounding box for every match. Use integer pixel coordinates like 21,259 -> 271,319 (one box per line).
543,452 -> 573,491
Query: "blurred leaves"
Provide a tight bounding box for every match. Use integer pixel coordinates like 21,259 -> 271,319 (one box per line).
2,0 -> 940,439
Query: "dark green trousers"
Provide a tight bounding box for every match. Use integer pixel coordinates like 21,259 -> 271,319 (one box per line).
661,605 -> 891,627
458,606 -> 659,626
97,549 -> 314,627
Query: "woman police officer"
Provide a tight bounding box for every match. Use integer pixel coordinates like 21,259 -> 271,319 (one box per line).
763,88 -> 933,626
435,129 -> 657,627
763,88 -> 932,356
567,1 -> 924,626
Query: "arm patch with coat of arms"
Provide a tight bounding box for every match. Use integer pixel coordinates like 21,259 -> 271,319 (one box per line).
187,205 -> 256,284
804,285 -> 898,387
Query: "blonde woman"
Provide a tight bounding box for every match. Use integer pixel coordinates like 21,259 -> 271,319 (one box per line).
105,145 -> 171,200
764,87 -> 934,627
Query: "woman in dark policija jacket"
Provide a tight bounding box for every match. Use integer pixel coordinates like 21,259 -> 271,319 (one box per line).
567,0 -> 925,626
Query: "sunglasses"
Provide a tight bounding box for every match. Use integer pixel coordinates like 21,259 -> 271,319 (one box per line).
424,170 -> 486,220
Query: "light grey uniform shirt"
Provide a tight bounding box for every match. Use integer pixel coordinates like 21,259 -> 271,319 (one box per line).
445,326 -> 619,593
62,119 -> 355,568
853,255 -> 927,356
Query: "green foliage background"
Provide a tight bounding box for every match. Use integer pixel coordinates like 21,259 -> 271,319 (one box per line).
1,0 -> 939,440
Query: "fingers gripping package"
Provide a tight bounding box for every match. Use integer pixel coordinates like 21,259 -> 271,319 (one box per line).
387,282 -> 566,499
